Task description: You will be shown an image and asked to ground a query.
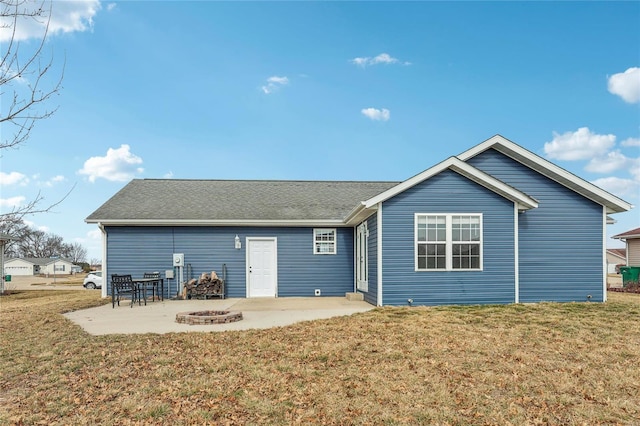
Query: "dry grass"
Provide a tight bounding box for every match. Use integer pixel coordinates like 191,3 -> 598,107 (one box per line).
1,291 -> 639,425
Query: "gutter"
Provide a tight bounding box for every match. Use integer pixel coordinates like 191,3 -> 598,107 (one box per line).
85,219 -> 348,227
98,222 -> 107,299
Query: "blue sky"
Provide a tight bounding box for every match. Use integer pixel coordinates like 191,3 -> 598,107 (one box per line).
1,1 -> 639,261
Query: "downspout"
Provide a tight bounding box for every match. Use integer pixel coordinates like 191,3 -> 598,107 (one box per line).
602,206 -> 607,302
353,226 -> 357,293
514,203 -> 519,303
98,222 -> 107,299
377,203 -> 383,307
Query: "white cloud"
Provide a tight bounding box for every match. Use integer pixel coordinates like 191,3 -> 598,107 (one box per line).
261,76 -> 289,94
107,3 -> 117,12
42,175 -> 65,187
0,171 -> 28,186
21,219 -> 49,232
361,107 -> 390,121
544,127 -> 616,161
350,53 -> 410,68
621,137 -> 640,147
0,0 -> 101,42
87,229 -> 102,241
607,67 -> 640,104
78,144 -> 144,183
585,150 -> 638,174
163,171 -> 174,179
592,177 -> 640,199
0,195 -> 26,208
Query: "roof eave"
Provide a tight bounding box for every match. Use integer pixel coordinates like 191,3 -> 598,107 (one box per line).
85,218 -> 349,227
344,202 -> 378,226
612,233 -> 640,240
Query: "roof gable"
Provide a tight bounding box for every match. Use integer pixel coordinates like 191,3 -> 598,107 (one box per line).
458,135 -> 632,214
362,157 -> 539,211
606,248 -> 626,260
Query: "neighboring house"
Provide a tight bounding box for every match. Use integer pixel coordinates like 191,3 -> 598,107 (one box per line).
86,135 -> 632,306
4,257 -> 75,276
612,228 -> 640,266
606,248 -> 626,274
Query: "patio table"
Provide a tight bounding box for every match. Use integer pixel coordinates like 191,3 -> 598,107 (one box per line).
133,277 -> 164,304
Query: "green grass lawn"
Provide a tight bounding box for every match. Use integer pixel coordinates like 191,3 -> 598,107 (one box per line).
1,291 -> 639,425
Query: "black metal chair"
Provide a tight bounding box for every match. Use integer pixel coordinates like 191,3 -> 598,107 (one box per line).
111,274 -> 137,308
142,272 -> 161,301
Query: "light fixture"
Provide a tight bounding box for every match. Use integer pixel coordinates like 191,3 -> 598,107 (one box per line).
234,235 -> 241,249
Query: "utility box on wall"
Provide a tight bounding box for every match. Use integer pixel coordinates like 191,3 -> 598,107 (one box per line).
172,253 -> 184,267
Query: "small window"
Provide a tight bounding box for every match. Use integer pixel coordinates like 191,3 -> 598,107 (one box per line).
416,214 -> 482,271
314,229 -> 337,254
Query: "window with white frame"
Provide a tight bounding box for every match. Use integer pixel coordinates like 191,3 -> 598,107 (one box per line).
313,228 -> 337,254
416,214 -> 482,271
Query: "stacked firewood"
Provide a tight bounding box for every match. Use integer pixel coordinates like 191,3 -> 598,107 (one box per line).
185,271 -> 223,299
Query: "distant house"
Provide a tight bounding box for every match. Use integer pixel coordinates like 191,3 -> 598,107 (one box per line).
613,228 -> 640,266
86,135 -> 632,306
4,257 -> 75,276
606,248 -> 626,274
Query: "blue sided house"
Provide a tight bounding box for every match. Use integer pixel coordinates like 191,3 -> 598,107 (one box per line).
86,135 -> 632,306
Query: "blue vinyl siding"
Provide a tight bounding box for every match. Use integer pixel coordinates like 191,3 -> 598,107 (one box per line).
467,149 -> 604,302
360,214 -> 378,306
381,170 -> 516,306
105,226 -> 354,299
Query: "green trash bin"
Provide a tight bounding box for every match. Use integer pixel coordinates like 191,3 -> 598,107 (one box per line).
619,267 -> 640,287
4,275 -> 10,282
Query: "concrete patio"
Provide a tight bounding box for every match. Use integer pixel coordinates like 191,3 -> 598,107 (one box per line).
64,296 -> 375,335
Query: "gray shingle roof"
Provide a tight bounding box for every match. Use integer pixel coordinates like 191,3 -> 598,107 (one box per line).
7,257 -> 73,265
86,179 -> 400,223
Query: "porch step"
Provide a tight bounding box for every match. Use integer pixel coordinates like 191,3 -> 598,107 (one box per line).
345,292 -> 364,301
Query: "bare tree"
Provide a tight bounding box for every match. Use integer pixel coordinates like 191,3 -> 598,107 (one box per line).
1,0 -> 63,150
0,213 -> 28,256
1,0 -> 70,221
0,215 -> 88,260
66,242 -> 87,264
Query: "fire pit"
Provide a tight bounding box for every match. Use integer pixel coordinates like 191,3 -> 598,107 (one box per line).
175,310 -> 243,325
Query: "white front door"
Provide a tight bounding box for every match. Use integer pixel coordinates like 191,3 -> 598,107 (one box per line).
356,222 -> 368,292
247,238 -> 277,297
